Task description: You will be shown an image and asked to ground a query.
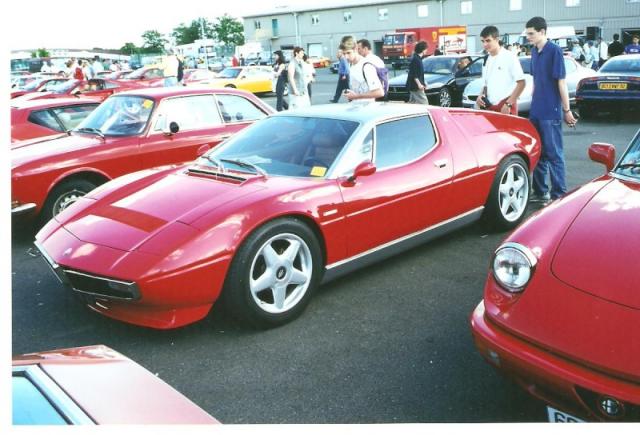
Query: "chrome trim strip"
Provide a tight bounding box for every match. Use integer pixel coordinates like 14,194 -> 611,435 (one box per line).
34,241 -> 69,286
13,365 -> 95,425
322,206 -> 484,283
11,203 -> 37,216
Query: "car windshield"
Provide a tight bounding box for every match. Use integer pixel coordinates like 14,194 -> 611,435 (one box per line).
216,68 -> 242,79
201,116 -> 359,177
22,78 -> 45,91
47,80 -> 79,93
615,132 -> 640,180
422,57 -> 457,74
75,95 -> 155,136
599,58 -> 640,74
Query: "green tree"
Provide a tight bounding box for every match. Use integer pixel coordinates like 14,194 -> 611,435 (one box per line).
172,18 -> 214,45
141,30 -> 168,53
212,14 -> 245,48
120,42 -> 138,55
32,48 -> 50,58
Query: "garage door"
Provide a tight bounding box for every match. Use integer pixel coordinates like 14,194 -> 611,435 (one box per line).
307,43 -> 323,58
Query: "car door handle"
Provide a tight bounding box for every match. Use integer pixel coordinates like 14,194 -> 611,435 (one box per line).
434,159 -> 448,168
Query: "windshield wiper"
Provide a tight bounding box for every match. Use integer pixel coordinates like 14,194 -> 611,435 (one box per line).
617,162 -> 640,170
220,158 -> 267,177
199,154 -> 226,172
73,127 -> 104,139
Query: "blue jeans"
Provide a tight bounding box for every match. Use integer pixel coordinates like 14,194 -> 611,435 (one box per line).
531,118 -> 567,199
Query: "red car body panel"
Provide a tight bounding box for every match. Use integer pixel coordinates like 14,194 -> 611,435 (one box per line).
12,87 -> 274,221
471,172 -> 640,420
21,78 -> 142,102
35,106 -> 540,329
13,345 -> 218,424
117,67 -> 165,87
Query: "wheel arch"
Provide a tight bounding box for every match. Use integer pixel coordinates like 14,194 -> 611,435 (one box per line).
46,169 -> 111,203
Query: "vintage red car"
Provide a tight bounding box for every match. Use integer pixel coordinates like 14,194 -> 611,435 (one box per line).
471,130 -> 640,422
182,68 -> 217,86
11,97 -> 100,142
11,77 -> 71,99
13,345 -> 218,424
12,86 -> 273,224
117,66 -> 165,87
35,104 -> 540,329
13,78 -> 142,102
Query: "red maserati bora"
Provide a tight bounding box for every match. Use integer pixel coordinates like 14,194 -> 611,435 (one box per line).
471,130 -> 640,422
35,104 -> 540,329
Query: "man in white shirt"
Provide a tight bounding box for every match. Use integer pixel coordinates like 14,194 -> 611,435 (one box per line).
476,26 -> 525,115
357,39 -> 385,68
340,36 -> 384,102
597,37 -> 609,68
40,60 -> 53,73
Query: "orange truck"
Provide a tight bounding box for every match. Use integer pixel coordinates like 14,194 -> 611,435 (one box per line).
382,26 -> 467,68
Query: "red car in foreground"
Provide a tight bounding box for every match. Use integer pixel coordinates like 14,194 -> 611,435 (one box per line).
35,104 -> 540,329
471,130 -> 640,422
13,345 -> 218,424
12,86 -> 273,224
11,97 -> 100,142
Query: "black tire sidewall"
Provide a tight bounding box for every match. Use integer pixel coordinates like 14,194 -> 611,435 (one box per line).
483,155 -> 529,231
40,179 -> 97,226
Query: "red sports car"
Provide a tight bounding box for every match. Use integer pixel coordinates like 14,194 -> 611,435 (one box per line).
12,87 -> 273,224
13,345 -> 218,424
11,97 -> 100,142
471,131 -> 640,422
35,104 -> 540,329
11,77 -> 71,99
117,66 -> 165,87
13,78 -> 141,102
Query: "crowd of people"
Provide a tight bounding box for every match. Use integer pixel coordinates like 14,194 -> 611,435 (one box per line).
40,56 -> 130,80
566,33 -> 640,71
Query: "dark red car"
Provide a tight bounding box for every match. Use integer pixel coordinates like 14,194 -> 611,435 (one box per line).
11,77 -> 71,99
12,86 -> 273,224
117,66 -> 165,87
13,345 -> 218,424
14,78 -> 141,102
11,97 -> 100,142
471,131 -> 640,422
34,104 -> 540,329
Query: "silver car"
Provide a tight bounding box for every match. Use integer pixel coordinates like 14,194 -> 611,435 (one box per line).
462,56 -> 596,113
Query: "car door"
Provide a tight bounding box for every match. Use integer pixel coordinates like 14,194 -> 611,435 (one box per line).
338,115 -> 454,256
452,57 -> 483,103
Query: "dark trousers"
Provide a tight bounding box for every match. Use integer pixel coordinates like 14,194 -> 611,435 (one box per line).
276,78 -> 288,112
332,75 -> 350,103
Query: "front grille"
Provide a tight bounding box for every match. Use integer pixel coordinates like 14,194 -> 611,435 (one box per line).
63,269 -> 140,300
575,386 -> 640,422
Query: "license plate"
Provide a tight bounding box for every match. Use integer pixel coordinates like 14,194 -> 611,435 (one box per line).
598,82 -> 627,90
547,406 -> 585,423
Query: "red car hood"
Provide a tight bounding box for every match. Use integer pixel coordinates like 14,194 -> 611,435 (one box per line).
552,177 -> 640,309
61,167 -> 266,252
12,134 -> 102,167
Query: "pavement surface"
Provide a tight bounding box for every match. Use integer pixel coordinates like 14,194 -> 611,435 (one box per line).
11,68 -> 639,423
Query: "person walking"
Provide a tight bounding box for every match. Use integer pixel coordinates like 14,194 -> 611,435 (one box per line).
340,36 -> 384,102
476,26 -> 525,115
162,50 -> 179,87
608,33 -> 624,58
287,47 -> 311,109
597,37 -> 609,68
406,40 -> 429,105
330,50 -> 350,103
272,50 -> 289,111
625,34 -> 640,54
525,16 -> 577,204
302,54 -> 316,99
356,39 -> 385,69
568,40 -> 585,62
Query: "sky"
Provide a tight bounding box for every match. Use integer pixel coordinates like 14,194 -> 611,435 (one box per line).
7,0 -> 370,51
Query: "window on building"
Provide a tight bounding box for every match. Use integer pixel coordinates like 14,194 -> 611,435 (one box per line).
272,19 -> 279,37
509,0 -> 522,11
565,0 -> 580,6
378,8 -> 389,20
461,1 -> 473,14
311,14 -> 319,25
344,11 -> 352,24
254,20 -> 261,30
417,4 -> 429,17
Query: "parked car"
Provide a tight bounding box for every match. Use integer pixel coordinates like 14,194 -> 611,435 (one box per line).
13,78 -> 141,103
462,55 -> 595,113
11,87 -> 274,224
117,66 -> 165,87
199,66 -> 275,94
97,70 -> 133,80
11,77 -> 70,99
13,345 -> 218,424
181,68 -> 217,86
11,97 -> 100,142
309,56 -> 331,68
471,130 -> 640,422
387,54 -> 482,106
35,103 -> 540,329
576,54 -> 640,118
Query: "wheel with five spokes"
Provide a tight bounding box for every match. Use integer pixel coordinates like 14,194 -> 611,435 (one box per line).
483,155 -> 530,230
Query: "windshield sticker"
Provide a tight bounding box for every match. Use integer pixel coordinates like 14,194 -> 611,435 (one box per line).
142,100 -> 153,109
310,166 -> 327,177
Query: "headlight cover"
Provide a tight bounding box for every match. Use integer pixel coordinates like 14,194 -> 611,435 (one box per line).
492,242 -> 538,292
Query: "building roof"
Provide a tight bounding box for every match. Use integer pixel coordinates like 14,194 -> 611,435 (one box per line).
243,0 -> 412,19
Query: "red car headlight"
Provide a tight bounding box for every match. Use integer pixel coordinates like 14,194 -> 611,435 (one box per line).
492,242 -> 538,292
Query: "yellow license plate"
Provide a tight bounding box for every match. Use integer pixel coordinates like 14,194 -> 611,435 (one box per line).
598,82 -> 627,90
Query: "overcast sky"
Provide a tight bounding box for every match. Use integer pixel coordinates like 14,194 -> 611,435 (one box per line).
8,0 -> 372,50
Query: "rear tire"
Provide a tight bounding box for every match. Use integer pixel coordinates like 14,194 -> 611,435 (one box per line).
482,155 -> 530,231
40,179 -> 98,227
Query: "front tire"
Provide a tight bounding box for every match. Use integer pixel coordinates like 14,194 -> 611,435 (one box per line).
482,155 -> 530,231
40,179 -> 98,226
221,218 -> 323,328
438,87 -> 452,107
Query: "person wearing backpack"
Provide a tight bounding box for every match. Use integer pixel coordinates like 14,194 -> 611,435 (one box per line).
340,36 -> 385,102
357,38 -> 389,101
406,40 -> 429,105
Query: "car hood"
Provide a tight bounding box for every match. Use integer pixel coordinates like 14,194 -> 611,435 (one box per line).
12,134 -> 102,168
552,177 -> 640,309
388,73 -> 451,87
11,132 -> 68,147
60,167 -> 267,252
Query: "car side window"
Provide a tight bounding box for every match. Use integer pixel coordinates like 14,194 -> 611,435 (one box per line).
153,95 -> 223,131
215,94 -> 268,123
28,110 -> 62,131
104,81 -> 118,89
469,58 -> 483,75
51,104 -> 98,130
375,116 -> 436,169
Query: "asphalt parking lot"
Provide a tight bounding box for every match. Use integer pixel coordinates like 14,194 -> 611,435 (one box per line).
11,68 -> 639,423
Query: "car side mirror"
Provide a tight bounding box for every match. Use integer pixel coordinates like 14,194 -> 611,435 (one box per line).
345,161 -> 376,185
588,143 -> 615,172
164,121 -> 180,135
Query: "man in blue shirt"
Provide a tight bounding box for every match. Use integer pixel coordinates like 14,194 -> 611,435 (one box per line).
330,49 -> 350,103
526,16 -> 577,203
625,34 -> 640,54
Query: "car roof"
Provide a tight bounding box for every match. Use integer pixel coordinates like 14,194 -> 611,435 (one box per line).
11,97 -> 101,110
115,86 -> 253,99
271,102 -> 434,124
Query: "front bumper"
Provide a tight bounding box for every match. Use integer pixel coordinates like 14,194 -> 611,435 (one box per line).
11,202 -> 36,217
470,301 -> 640,421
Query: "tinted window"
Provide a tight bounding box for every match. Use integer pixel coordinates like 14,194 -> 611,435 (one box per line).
468,58 -> 483,75
216,94 -> 267,123
13,376 -> 67,425
155,95 -> 222,131
600,58 -> 640,73
52,104 -> 98,130
422,57 -> 457,74
28,110 -> 62,131
375,116 -> 436,169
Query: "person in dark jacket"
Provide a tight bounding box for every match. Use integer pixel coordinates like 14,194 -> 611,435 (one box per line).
608,33 -> 624,58
406,41 -> 429,104
272,50 -> 289,111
